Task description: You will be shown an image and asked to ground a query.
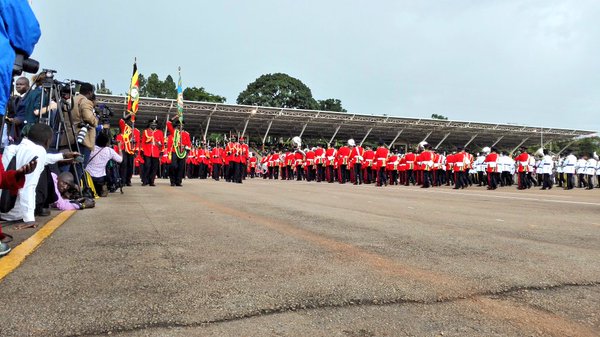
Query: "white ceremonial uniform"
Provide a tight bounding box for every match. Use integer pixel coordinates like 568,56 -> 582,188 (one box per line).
1,139 -> 65,223
576,158 -> 587,175
562,154 -> 577,174
541,155 -> 554,174
586,158 -> 597,176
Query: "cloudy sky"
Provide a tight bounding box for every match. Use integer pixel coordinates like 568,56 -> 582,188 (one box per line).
30,0 -> 599,132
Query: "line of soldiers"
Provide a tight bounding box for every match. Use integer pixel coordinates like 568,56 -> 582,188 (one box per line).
250,140 -> 600,191
114,122 -> 600,191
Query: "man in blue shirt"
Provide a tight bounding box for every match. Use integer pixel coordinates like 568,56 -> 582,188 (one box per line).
0,0 -> 41,116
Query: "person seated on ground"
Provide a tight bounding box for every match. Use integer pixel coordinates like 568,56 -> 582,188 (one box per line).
50,171 -> 94,211
0,152 -> 37,257
0,124 -> 79,229
85,132 -> 122,197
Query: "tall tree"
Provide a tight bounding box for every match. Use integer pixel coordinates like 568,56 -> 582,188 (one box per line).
96,79 -> 112,94
137,73 -> 147,97
183,87 -> 226,103
145,73 -> 163,98
162,75 -> 177,99
237,73 -> 318,110
318,98 -> 347,112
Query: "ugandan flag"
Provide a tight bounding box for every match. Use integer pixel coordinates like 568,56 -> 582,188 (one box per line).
127,61 -> 140,122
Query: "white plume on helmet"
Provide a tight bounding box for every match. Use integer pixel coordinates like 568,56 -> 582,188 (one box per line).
292,136 -> 302,148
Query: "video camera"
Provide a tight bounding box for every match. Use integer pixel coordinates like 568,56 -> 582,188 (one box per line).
96,104 -> 113,127
13,52 -> 39,76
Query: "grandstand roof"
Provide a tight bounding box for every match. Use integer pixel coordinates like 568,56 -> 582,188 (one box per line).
98,94 -> 595,150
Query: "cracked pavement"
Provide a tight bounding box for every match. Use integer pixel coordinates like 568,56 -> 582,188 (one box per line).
0,178 -> 598,336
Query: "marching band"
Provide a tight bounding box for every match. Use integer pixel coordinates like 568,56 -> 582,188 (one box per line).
116,126 -> 600,191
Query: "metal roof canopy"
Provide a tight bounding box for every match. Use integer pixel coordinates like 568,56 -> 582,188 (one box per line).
98,94 -> 595,150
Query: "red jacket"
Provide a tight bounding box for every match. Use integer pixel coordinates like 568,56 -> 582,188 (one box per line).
350,146 -> 365,165
484,153 -> 499,173
141,129 -> 164,158
374,146 -> 389,169
337,146 -> 350,166
119,119 -> 140,154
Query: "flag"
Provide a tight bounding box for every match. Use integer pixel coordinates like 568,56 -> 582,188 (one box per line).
126,61 -> 140,122
177,67 -> 184,123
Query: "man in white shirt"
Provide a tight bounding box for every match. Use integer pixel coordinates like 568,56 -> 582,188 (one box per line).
575,155 -> 588,188
1,124 -> 79,227
585,153 -> 597,190
562,150 -> 577,190
540,150 -> 554,190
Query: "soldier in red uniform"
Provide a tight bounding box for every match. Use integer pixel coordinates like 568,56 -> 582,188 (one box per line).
363,145 -> 375,184
386,151 -> 399,185
270,150 -> 280,180
282,149 -> 292,180
305,147 -> 316,182
337,142 -> 351,184
248,153 -> 257,178
240,138 -> 249,180
452,147 -> 467,189
314,144 -> 325,182
420,145 -> 434,188
325,144 -> 337,183
374,141 -> 389,186
118,116 -> 140,186
485,147 -> 500,190
166,119 -> 191,186
210,145 -> 222,181
349,139 -> 365,185
294,148 -> 305,181
404,150 -> 416,186
141,119 -> 163,186
514,147 -> 530,190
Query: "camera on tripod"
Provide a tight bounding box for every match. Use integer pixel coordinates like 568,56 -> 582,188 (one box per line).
40,69 -> 57,88
77,122 -> 91,144
96,104 -> 113,131
13,52 -> 39,76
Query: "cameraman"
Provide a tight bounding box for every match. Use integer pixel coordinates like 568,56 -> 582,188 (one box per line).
1,0 -> 41,137
67,82 -> 97,168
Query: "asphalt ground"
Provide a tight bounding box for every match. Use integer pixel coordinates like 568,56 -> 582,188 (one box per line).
0,177 -> 598,336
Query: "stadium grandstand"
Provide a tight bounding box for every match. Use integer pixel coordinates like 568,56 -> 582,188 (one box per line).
98,94 -> 596,151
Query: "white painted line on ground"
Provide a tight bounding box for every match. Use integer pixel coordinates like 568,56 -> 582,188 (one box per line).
413,189 -> 600,206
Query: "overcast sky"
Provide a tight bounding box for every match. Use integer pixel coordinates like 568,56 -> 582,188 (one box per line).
29,0 -> 599,132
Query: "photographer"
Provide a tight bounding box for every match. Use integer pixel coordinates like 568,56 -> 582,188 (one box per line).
1,0 -> 41,140
50,171 -> 94,211
66,82 -> 97,168
85,132 -> 122,197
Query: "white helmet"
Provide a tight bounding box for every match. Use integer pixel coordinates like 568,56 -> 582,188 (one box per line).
417,141 -> 428,150
292,136 -> 302,148
348,138 -> 356,147
482,146 -> 491,154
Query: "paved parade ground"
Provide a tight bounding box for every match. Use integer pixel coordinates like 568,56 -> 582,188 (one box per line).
0,178 -> 598,336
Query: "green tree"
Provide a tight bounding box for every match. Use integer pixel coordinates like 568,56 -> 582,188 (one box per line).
237,73 -> 318,109
145,73 -> 163,98
162,75 -> 177,99
137,73 -> 147,97
318,98 -> 347,112
431,114 -> 448,120
183,86 -> 226,103
96,79 -> 112,95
